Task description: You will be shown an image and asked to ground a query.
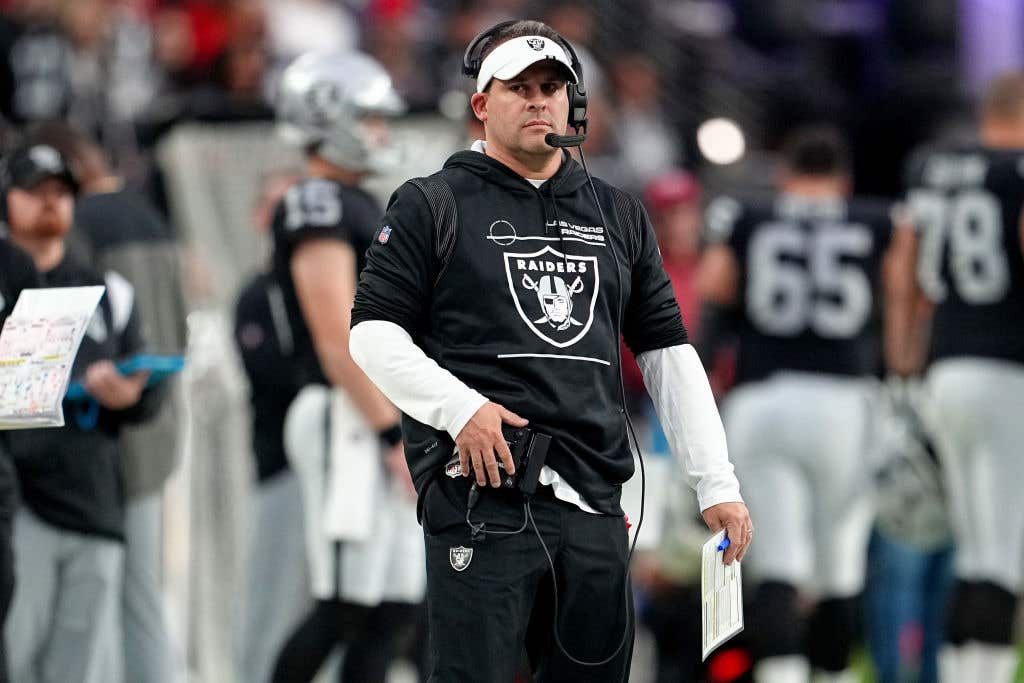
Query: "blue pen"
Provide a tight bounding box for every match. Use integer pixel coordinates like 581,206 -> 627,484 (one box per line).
717,537 -> 731,552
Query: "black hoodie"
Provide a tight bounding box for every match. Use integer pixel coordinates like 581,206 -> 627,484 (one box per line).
352,150 -> 687,515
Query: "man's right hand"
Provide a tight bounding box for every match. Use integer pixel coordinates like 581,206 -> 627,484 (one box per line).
83,361 -> 149,410
455,402 -> 529,487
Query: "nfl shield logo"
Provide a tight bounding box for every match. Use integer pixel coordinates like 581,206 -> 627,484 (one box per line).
526,38 -> 545,51
378,225 -> 392,244
449,546 -> 473,572
444,456 -> 462,479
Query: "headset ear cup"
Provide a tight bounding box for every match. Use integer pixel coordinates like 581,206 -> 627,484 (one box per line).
567,84 -> 588,131
555,35 -> 587,131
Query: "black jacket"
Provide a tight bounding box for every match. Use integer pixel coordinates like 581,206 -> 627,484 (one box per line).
0,240 -> 40,518
5,256 -> 163,540
0,239 -> 39,320
352,150 -> 687,515
704,191 -> 893,386
904,143 -> 1024,366
234,272 -> 305,482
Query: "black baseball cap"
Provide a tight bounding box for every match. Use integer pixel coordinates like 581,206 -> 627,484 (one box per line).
4,144 -> 79,195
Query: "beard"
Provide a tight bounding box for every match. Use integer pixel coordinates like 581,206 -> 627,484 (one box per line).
31,209 -> 71,238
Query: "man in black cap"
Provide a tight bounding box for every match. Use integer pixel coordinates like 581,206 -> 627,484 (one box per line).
30,119 -> 189,683
1,141 -> 162,683
0,223 -> 41,683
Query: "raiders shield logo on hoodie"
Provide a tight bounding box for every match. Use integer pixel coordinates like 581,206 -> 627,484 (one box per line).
503,245 -> 599,348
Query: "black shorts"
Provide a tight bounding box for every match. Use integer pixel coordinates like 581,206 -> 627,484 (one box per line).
420,474 -> 633,683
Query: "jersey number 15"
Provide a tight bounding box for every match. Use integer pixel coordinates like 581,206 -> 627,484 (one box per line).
284,179 -> 343,231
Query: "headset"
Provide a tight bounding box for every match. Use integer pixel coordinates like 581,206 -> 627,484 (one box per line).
462,20 -> 589,134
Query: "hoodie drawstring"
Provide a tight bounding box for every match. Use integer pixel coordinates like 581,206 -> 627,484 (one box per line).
547,158 -> 572,272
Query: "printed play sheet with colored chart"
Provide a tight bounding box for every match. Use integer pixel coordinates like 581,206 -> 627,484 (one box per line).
0,286 -> 105,430
702,529 -> 745,661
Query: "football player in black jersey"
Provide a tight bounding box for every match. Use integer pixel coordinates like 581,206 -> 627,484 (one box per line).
698,126 -> 907,683
896,72 -> 1024,683
266,52 -> 425,683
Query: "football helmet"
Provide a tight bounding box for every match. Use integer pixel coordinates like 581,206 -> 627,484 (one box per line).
276,51 -> 405,173
874,379 -> 952,551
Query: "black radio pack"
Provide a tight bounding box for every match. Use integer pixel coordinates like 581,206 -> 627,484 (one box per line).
463,426 -> 552,543
496,425 -> 551,497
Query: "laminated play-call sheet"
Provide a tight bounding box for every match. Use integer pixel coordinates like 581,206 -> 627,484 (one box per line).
0,286 -> 105,429
702,528 -> 744,661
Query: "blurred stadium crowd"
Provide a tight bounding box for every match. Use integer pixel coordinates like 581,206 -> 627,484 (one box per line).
0,0 -> 1020,682
0,0 -> 973,196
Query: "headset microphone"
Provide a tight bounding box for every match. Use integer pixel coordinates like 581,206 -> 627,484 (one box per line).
544,132 -> 587,148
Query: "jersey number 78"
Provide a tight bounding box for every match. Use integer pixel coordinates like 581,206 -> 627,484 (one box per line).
908,189 -> 1009,305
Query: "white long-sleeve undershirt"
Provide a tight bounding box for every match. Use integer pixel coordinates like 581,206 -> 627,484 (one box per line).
349,320 -> 487,442
350,320 -> 742,512
636,344 -> 743,510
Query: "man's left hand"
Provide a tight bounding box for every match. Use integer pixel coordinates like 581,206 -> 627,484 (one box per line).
702,501 -> 753,565
83,361 -> 148,410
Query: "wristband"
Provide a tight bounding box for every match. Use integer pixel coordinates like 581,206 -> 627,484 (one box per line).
378,424 -> 403,448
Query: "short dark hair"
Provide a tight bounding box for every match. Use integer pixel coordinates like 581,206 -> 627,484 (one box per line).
982,72 -> 1024,123
780,125 -> 851,177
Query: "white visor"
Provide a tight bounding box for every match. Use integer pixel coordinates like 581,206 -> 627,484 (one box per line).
476,35 -> 579,93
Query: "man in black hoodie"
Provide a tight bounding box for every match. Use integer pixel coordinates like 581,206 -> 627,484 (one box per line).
351,19 -> 752,682
1,142 -> 161,683
0,237 -> 41,683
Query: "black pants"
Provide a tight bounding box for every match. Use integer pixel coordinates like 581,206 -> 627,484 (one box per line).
0,453 -> 15,683
271,599 -> 424,682
421,476 -> 633,683
641,585 -> 705,683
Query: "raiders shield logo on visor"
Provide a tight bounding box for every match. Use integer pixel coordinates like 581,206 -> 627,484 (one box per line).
526,38 -> 545,51
450,546 -> 473,571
